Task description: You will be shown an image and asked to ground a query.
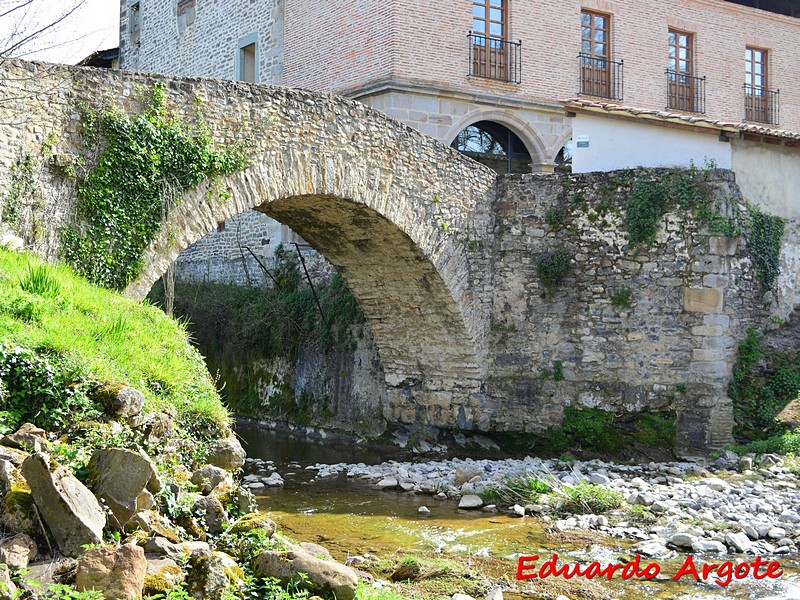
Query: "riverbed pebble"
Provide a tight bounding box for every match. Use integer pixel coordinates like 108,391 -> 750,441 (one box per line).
247,453 -> 800,557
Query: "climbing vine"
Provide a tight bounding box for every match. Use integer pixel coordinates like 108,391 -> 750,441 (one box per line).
62,84 -> 249,290
747,209 -> 785,292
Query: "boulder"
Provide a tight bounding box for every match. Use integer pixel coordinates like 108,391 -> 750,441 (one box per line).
228,513 -> 277,537
299,542 -> 333,561
0,564 -> 16,600
75,543 -> 147,600
0,459 -> 35,536
458,495 -> 483,509
21,453 -> 105,557
185,549 -> 236,600
86,448 -> 161,527
192,495 -> 229,534
207,438 -> 246,471
725,531 -> 753,553
126,510 -> 182,543
141,412 -> 175,445
0,533 -> 37,570
1,423 -> 50,453
454,467 -> 482,484
191,465 -> 230,495
143,557 -> 185,597
142,537 -> 187,562
91,383 -> 145,420
254,550 -> 358,600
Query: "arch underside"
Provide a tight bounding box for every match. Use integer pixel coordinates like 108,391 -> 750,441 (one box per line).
260,195 -> 485,424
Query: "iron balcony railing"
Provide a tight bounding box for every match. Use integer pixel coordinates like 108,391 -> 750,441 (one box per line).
666,70 -> 706,113
743,84 -> 780,125
577,54 -> 624,100
468,32 -> 522,84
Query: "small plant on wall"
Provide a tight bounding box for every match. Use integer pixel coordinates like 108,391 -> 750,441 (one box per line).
536,247 -> 572,295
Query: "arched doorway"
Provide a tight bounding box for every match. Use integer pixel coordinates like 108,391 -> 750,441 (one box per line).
450,120 -> 532,174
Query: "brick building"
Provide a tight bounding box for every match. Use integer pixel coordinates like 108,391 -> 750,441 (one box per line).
118,0 -> 800,279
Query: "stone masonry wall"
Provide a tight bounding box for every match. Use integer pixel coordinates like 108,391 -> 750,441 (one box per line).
120,0 -> 285,85
486,169 -> 772,451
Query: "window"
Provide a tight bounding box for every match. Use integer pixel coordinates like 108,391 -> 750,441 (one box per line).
667,29 -> 704,112
469,0 -> 520,82
451,121 -> 532,174
129,2 -> 141,44
236,34 -> 259,83
744,47 -> 776,123
580,11 -> 611,98
472,0 -> 505,40
177,0 -> 196,33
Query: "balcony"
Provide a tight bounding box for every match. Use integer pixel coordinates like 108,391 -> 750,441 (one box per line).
744,84 -> 780,125
468,32 -> 522,84
666,70 -> 706,114
578,54 -> 624,100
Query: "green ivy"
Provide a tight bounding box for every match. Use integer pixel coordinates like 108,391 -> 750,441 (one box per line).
4,153 -> 36,226
747,209 -> 785,292
729,327 -> 800,438
62,84 -> 249,290
0,345 -> 101,434
536,247 -> 572,292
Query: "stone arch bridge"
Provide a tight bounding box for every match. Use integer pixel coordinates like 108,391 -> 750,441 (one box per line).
2,60 -> 798,452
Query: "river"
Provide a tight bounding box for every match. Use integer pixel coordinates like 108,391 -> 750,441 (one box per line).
236,424 -> 800,600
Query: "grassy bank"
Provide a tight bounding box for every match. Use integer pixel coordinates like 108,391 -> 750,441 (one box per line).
0,247 -> 229,440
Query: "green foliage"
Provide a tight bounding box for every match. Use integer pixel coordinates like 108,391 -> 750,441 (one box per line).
729,327 -> 800,438
63,84 -> 249,290
554,481 -> 624,514
514,407 -> 676,456
149,252 -> 364,420
4,153 -> 36,226
20,264 -> 61,297
544,205 -> 568,230
633,412 -> 677,448
609,286 -> 633,309
624,180 -> 670,247
0,248 -> 230,442
729,429 -> 800,455
624,165 -> 727,248
0,345 -> 99,434
552,360 -> 564,381
747,209 -> 786,292
479,474 -> 553,505
535,247 -> 571,292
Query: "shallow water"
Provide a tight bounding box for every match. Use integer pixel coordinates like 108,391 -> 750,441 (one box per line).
238,425 -> 800,599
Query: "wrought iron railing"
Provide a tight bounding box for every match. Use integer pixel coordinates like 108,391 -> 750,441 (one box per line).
666,70 -> 706,113
578,54 -> 624,100
743,84 -> 780,125
468,32 -> 522,84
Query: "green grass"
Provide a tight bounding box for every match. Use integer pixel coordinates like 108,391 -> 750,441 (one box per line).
552,481 -> 624,514
480,474 -> 553,505
0,248 -> 230,437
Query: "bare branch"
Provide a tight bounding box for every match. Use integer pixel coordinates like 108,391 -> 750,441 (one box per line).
0,0 -> 87,58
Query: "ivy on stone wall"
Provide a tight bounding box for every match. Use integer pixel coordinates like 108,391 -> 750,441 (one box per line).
747,209 -> 786,292
62,84 -> 249,290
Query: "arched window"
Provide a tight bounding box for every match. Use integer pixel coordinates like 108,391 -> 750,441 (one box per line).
555,139 -> 572,173
451,121 -> 532,174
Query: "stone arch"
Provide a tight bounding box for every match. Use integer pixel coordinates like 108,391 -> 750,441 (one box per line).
122,83 -> 497,428
445,110 -> 548,169
552,129 -> 575,164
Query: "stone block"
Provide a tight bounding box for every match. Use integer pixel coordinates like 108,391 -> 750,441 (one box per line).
684,288 -> 723,314
709,236 -> 738,256
692,349 -> 726,362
